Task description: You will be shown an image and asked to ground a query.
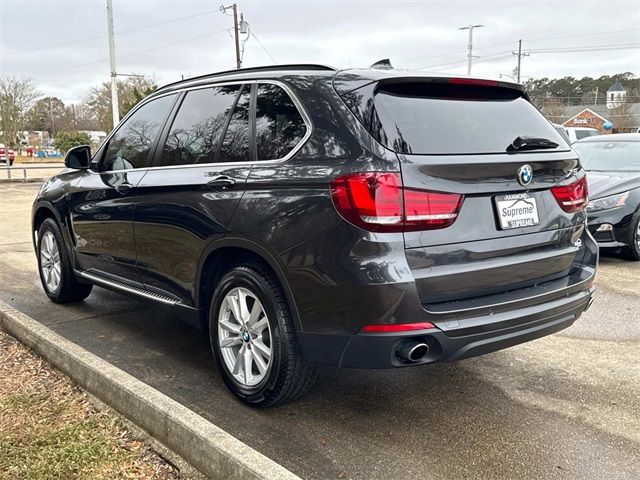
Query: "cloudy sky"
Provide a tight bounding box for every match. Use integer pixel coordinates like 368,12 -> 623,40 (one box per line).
1,0 -> 639,104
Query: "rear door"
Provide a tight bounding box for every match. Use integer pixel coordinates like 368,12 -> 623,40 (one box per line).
69,93 -> 177,280
344,79 -> 587,307
133,84 -> 251,304
229,81 -> 319,253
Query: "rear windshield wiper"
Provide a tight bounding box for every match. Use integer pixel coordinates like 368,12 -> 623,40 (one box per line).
507,136 -> 559,152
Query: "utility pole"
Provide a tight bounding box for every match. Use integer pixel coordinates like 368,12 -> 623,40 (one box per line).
71,104 -> 78,130
106,0 -> 119,129
459,24 -> 483,75
221,4 -> 242,68
512,39 -> 529,83
48,97 -> 55,139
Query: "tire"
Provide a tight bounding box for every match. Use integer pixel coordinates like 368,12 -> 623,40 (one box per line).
209,264 -> 317,407
622,211 -> 640,261
37,218 -> 93,303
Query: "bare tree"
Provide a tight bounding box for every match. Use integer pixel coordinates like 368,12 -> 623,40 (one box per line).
66,103 -> 99,131
609,99 -> 634,133
0,76 -> 41,146
83,76 -> 157,133
26,96 -> 70,136
541,98 -> 567,124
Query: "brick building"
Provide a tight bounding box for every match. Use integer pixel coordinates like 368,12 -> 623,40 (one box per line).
563,108 -> 610,133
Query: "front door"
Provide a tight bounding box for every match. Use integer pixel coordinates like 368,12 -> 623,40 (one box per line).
70,93 -> 178,281
134,84 -> 251,304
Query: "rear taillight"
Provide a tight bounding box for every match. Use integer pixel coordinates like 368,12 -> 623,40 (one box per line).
403,189 -> 464,231
551,176 -> 588,213
330,172 -> 463,232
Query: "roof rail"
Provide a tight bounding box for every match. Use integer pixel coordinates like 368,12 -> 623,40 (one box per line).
156,64 -> 336,92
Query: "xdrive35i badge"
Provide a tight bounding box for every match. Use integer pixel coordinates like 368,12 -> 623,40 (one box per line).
517,164 -> 533,186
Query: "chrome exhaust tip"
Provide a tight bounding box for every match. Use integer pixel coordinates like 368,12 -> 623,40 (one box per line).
397,341 -> 430,363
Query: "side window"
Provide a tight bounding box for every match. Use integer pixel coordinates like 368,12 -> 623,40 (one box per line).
255,83 -> 307,160
161,86 -> 240,166
100,94 -> 176,172
219,85 -> 251,163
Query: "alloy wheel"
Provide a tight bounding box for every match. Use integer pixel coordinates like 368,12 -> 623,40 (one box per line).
40,231 -> 61,292
217,287 -> 272,387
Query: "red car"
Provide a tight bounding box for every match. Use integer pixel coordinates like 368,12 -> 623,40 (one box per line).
0,144 -> 15,166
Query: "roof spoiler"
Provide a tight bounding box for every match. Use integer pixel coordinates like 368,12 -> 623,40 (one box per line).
333,70 -> 527,96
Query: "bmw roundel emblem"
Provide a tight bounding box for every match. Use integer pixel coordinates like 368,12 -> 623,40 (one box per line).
517,164 -> 533,186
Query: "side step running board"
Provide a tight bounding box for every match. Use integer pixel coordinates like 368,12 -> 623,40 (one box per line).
78,270 -> 182,306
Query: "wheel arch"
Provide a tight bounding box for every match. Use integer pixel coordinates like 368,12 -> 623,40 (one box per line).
32,201 -> 79,268
195,237 -> 303,332
32,202 -> 62,246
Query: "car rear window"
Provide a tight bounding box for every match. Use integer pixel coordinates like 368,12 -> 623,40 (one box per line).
573,141 -> 640,172
343,82 -> 569,155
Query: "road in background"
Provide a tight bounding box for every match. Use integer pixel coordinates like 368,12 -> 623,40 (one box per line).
1,182 -> 639,479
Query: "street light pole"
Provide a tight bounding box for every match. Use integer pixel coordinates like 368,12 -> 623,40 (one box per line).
459,24 -> 483,75
106,0 -> 119,129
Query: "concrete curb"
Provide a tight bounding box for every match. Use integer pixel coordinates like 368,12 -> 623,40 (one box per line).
0,300 -> 300,480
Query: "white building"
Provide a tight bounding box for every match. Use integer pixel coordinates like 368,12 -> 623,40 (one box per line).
81,130 -> 107,146
606,82 -> 627,109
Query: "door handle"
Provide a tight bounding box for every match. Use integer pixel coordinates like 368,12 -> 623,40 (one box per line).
115,182 -> 133,194
206,175 -> 236,190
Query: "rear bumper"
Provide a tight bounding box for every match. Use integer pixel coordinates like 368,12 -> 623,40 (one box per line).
298,284 -> 594,368
290,221 -> 598,368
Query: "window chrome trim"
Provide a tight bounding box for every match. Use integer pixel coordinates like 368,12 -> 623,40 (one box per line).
90,79 -> 312,175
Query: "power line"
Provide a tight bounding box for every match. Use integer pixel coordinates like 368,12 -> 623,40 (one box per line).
5,8 -> 221,55
27,29 -> 231,76
420,51 -> 513,71
527,42 -> 640,53
523,28 -> 638,44
117,29 -> 231,60
419,40 -> 640,72
400,28 -> 638,67
250,32 -> 277,63
403,33 -> 507,66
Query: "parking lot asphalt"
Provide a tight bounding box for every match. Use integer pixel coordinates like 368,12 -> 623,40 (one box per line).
1,182 -> 639,480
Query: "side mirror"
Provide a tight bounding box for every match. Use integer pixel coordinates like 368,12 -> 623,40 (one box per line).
64,145 -> 92,170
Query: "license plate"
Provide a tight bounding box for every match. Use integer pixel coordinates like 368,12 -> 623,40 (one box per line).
495,193 -> 540,229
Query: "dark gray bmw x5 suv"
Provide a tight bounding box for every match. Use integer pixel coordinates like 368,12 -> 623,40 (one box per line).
32,64 -> 597,406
